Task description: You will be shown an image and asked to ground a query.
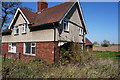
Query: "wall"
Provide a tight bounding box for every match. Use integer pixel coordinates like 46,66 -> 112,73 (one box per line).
56,8 -> 84,43
2,13 -> 54,43
2,42 -> 58,63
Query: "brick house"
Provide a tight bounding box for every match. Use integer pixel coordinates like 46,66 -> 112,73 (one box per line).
2,1 -> 88,63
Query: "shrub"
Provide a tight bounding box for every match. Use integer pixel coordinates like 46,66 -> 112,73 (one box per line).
101,40 -> 110,47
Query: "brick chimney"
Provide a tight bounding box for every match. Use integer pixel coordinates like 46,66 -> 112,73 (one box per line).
38,1 -> 48,12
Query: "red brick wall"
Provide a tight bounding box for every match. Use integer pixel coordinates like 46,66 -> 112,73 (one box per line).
36,42 -> 55,63
2,43 -> 8,58
2,42 -> 60,63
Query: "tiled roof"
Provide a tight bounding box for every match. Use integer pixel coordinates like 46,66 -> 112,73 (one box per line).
20,2 -> 74,26
85,38 -> 93,45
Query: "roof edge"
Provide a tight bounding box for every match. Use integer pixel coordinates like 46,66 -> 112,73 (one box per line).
8,7 -> 30,29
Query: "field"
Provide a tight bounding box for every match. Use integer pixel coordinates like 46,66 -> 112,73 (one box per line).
93,45 -> 120,52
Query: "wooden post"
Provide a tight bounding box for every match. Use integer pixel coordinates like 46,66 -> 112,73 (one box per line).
3,53 -> 6,62
18,53 -> 21,60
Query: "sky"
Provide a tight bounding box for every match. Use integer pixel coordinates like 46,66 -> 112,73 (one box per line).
20,2 -> 118,44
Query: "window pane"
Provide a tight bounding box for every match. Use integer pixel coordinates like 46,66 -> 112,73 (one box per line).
32,43 -> 35,46
12,43 -> 16,46
32,47 -> 35,54
25,43 -> 31,54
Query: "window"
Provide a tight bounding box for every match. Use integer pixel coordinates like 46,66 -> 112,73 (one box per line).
22,23 -> 27,33
24,42 -> 35,56
8,43 -> 16,53
79,28 -> 83,35
14,26 -> 19,35
63,21 -> 69,32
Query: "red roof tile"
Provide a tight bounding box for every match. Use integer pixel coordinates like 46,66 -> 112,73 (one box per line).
20,2 -> 74,26
85,38 -> 93,45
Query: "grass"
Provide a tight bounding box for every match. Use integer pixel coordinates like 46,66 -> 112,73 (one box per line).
1,50 -> 120,78
93,51 -> 120,57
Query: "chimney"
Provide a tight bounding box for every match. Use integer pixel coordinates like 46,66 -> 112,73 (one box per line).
38,0 -> 48,12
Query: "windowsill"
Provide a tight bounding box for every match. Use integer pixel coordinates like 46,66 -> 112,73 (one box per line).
64,30 -> 69,33
14,34 -> 19,36
24,53 -> 36,56
8,51 -> 16,53
22,32 -> 27,34
79,34 -> 83,36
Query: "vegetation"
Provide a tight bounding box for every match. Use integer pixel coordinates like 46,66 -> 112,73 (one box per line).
2,43 -> 120,78
101,40 -> 110,47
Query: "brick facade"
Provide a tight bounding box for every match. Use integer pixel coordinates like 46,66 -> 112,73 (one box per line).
2,41 -> 60,63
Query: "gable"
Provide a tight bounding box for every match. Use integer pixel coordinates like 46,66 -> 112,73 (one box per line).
8,8 -> 30,29
60,2 -> 88,34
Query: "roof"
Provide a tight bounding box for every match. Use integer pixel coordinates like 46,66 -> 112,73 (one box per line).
8,2 -> 87,34
19,2 -> 74,27
2,29 -> 11,36
85,38 -> 93,45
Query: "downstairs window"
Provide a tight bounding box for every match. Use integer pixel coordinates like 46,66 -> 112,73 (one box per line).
24,42 -> 35,56
8,43 -> 16,53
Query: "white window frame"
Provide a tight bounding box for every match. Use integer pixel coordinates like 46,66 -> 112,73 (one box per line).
79,27 -> 83,35
24,42 -> 36,56
14,26 -> 19,35
8,43 -> 16,53
64,21 -> 69,32
22,23 -> 27,34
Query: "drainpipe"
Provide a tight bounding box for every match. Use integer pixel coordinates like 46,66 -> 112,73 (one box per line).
53,23 -> 56,63
83,27 -> 85,50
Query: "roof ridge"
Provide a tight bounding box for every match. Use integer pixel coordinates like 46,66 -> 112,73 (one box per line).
42,2 -> 74,12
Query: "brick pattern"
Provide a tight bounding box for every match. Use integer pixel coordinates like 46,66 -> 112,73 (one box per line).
36,42 -> 55,63
2,42 -> 58,63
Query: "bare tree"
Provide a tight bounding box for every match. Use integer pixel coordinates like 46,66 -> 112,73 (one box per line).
2,2 -> 22,29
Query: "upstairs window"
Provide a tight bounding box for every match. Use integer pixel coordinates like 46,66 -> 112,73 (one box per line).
63,21 -> 69,32
22,23 -> 27,34
79,28 -> 83,35
14,26 -> 19,35
8,43 -> 16,53
24,42 -> 35,56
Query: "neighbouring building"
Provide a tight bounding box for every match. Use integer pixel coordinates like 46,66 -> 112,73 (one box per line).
2,1 -> 90,63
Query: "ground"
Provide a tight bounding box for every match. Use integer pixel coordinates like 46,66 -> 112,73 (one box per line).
1,45 -> 120,78
93,45 -> 120,52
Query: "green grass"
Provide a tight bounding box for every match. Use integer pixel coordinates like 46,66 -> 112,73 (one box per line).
0,57 -> 14,64
93,51 -> 120,57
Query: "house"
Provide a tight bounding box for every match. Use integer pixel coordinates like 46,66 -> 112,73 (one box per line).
2,1 -> 88,63
85,38 -> 93,53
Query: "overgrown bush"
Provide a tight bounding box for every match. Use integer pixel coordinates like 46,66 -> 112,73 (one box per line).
59,42 -> 92,65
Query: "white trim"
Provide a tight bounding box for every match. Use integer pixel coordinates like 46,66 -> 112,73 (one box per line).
59,1 -> 88,34
23,42 -> 36,56
8,8 -> 30,29
77,0 -> 88,34
8,43 -> 16,53
59,2 -> 76,24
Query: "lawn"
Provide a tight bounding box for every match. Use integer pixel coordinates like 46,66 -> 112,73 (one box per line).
93,51 -> 120,57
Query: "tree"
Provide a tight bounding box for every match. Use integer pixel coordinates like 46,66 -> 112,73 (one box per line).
93,41 -> 99,45
1,2 -> 34,30
101,40 -> 110,47
2,2 -> 22,29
